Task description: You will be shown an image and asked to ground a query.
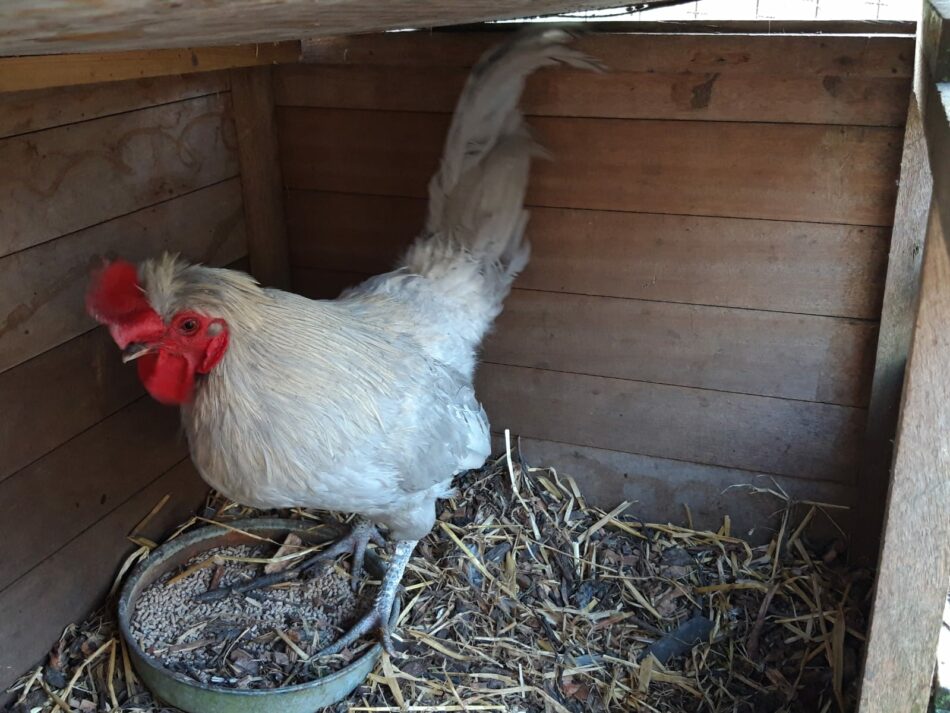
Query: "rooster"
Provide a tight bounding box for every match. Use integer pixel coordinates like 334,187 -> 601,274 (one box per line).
86,29 -> 599,655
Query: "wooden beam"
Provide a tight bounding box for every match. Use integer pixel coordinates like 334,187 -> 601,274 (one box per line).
853,96 -> 933,562
230,67 -> 291,288
0,41 -> 301,93
857,205 -> 950,713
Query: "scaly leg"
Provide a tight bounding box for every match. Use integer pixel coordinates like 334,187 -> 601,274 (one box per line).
318,539 -> 417,656
300,517 -> 386,589
195,517 -> 386,603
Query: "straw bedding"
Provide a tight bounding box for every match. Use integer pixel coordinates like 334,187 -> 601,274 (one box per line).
6,442 -> 869,712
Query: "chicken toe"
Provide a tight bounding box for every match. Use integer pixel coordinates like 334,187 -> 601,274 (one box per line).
300,518 -> 386,589
318,539 -> 416,657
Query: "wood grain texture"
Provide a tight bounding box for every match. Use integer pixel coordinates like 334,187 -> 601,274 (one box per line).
0,397 -> 186,592
857,209 -> 950,713
854,98 -> 933,560
0,42 -> 301,92
0,328 -> 143,483
303,32 -> 914,76
484,290 -> 878,407
0,458 -> 207,692
0,72 -> 228,139
286,191 -> 891,319
275,63 -> 911,127
0,92 -> 238,258
231,67 -> 291,288
0,179 -> 247,373
0,5 -> 853,56
290,268 -> 876,406
494,436 -> 854,543
277,107 -> 904,226
476,363 -> 865,484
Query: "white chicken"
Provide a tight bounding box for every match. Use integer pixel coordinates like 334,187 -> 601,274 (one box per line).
87,29 -> 599,654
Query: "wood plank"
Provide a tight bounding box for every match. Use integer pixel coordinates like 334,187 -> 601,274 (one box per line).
0,255 -> 250,488
0,71 -> 228,140
274,63 -> 911,127
0,178 -> 247,373
0,397 -> 187,592
302,32 -> 914,77
231,67 -> 291,288
290,269 -> 879,405
0,42 -> 301,93
483,290 -> 878,407
0,328 -> 143,483
853,98 -> 933,561
0,92 -> 239,258
492,436 -> 854,542
1,6 -> 896,56
286,191 -> 891,319
475,363 -> 866,483
857,208 -> 950,713
0,458 -> 207,692
277,108 -> 904,226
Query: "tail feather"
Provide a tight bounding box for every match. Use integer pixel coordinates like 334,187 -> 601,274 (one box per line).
402,29 -> 601,333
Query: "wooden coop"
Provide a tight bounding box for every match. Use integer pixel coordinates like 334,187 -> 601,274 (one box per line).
0,2 -> 947,712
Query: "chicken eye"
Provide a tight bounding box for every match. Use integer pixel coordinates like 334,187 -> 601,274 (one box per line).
179,318 -> 199,335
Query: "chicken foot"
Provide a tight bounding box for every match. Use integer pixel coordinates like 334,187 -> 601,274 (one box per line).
298,517 -> 386,589
318,539 -> 416,657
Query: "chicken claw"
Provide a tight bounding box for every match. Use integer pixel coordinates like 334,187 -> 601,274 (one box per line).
319,539 -> 416,657
300,518 -> 386,590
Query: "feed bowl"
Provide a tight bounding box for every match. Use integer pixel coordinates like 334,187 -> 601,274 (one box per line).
118,517 -> 396,713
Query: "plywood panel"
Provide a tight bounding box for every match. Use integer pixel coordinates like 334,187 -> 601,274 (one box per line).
275,64 -> 911,126
0,397 -> 186,592
0,3 -> 663,56
0,328 -> 143,483
0,458 -> 206,692
476,363 -> 865,483
286,191 -> 890,319
0,178 -> 247,373
0,92 -> 238,258
277,108 -> 904,226
484,290 -> 877,407
0,72 -> 228,139
497,436 -> 854,541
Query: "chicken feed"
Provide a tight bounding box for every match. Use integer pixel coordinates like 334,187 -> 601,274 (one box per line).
7,447 -> 869,713
130,543 -> 361,688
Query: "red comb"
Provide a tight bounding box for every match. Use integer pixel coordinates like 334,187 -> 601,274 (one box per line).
86,260 -> 151,323
86,260 -> 164,349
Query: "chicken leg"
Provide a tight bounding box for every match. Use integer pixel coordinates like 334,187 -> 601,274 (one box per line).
301,517 -> 386,589
318,539 -> 416,657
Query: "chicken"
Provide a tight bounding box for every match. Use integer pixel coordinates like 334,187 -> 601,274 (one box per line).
86,29 -> 599,655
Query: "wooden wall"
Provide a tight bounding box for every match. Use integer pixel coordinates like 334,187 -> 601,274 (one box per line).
275,29 -> 913,538
0,73 -> 246,689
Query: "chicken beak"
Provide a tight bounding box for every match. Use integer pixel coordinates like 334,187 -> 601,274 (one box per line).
122,342 -> 156,363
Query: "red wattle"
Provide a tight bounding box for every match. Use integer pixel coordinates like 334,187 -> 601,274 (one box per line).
137,351 -> 196,405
